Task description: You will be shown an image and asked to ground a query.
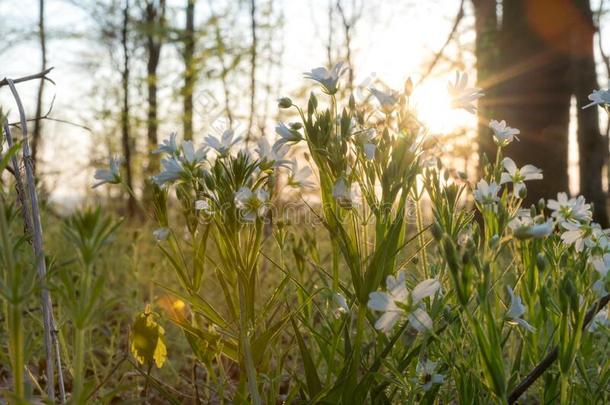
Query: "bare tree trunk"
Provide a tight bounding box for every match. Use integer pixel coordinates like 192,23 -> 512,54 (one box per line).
144,0 -> 166,184
496,0 -> 572,202
572,0 -> 608,226
472,0 -> 498,167
336,0 -> 357,92
327,0 -> 333,69
32,0 -> 46,170
122,0 -> 136,217
183,0 -> 195,141
246,0 -> 257,145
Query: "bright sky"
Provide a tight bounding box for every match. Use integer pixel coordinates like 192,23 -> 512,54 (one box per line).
1,0 -> 608,207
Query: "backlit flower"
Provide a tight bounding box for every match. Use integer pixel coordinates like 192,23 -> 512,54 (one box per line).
274,122 -> 303,152
447,71 -> 483,114
153,156 -> 185,186
154,132 -> 179,155
489,120 -> 520,145
93,156 -> 122,188
256,137 -> 290,168
332,178 -> 359,208
234,187 -> 269,222
287,159 -> 314,188
303,62 -> 347,94
582,89 -> 610,109
560,221 -> 589,252
204,129 -> 242,157
592,253 -> 610,278
500,157 -> 542,197
369,87 -> 400,114
367,272 -> 440,334
506,286 -> 535,332
181,140 -> 206,165
353,128 -> 377,160
414,360 -> 445,392
473,179 -> 500,205
547,193 -> 592,224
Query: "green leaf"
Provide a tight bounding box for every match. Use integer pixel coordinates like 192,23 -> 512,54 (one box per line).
130,305 -> 167,369
291,316 -> 322,398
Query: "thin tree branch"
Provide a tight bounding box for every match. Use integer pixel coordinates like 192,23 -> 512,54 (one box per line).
508,293 -> 610,404
0,67 -> 54,87
4,78 -> 65,402
416,0 -> 465,86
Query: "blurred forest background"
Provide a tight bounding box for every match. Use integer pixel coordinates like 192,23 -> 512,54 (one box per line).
1,0 -> 610,222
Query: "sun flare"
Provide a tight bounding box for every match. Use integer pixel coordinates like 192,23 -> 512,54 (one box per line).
412,78 -> 477,135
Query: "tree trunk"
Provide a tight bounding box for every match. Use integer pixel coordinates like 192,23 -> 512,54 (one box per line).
246,0 -> 257,145
496,0 -> 572,202
472,0 -> 498,167
145,0 -> 166,183
32,0 -> 46,171
572,0 -> 608,226
122,0 -> 137,217
183,0 -> 195,141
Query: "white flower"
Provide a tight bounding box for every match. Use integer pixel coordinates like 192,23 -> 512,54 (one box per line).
303,62 -> 346,94
234,187 -> 269,222
588,308 -> 610,332
506,286 -> 535,332
500,157 -> 542,197
154,132 -> 179,155
586,226 -> 610,250
582,89 -> 610,109
181,141 -> 206,165
592,253 -> 610,278
447,71 -> 483,114
287,159 -> 314,188
332,178 -> 360,208
367,272 -> 440,334
473,179 -> 500,205
93,156 -> 122,188
204,129 -> 242,157
592,280 -> 608,298
256,137 -> 290,167
153,156 -> 185,186
547,193 -> 592,224
509,212 -> 554,239
153,227 -> 170,241
195,199 -> 213,215
489,120 -> 520,145
332,292 -> 350,315
414,360 -> 445,392
369,87 -> 400,114
273,122 -> 303,152
560,221 -> 590,252
354,128 -> 377,160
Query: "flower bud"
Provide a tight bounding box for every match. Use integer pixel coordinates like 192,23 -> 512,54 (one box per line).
308,92 -> 318,115
537,198 -> 546,211
289,122 -> 303,130
431,222 -> 443,240
518,186 -> 527,199
404,77 -> 414,97
277,97 -> 292,109
536,253 -> 547,271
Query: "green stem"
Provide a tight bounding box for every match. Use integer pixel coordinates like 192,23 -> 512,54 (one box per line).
416,198 -> 429,278
0,198 -> 25,401
238,278 -> 262,405
73,327 -> 86,403
8,302 -> 25,401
